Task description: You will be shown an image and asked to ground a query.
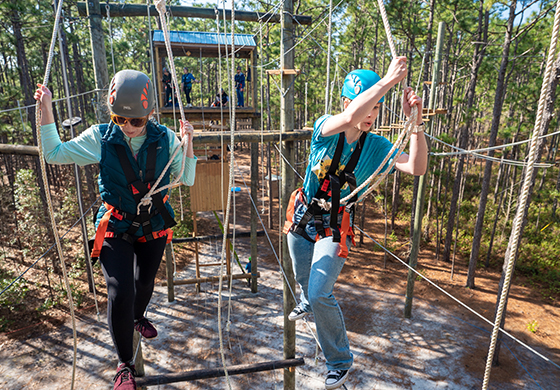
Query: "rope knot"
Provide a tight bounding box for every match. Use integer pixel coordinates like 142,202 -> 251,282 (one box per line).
315,198 -> 331,211
137,196 -> 153,215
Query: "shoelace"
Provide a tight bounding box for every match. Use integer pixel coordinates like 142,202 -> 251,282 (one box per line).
113,366 -> 134,382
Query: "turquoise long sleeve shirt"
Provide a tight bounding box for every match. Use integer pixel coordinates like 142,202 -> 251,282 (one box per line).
40,122 -> 197,186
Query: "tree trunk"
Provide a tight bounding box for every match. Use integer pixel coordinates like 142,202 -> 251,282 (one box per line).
466,1 -> 512,288
443,0 -> 489,262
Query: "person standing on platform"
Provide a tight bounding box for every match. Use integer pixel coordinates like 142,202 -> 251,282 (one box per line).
234,66 -> 245,107
181,67 -> 199,108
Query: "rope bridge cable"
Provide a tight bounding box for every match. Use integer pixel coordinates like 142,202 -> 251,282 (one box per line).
0,88 -> 107,115
352,224 -> 560,372
35,0 -> 79,388
482,1 -> 560,388
0,198 -> 100,299
381,104 -> 555,169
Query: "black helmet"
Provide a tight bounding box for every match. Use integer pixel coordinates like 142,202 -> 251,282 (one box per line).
108,70 -> 155,117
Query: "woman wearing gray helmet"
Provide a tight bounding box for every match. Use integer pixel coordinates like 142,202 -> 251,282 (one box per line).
35,69 -> 196,390
283,57 -> 427,389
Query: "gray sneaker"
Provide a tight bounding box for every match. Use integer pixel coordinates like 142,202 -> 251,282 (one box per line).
288,306 -> 309,321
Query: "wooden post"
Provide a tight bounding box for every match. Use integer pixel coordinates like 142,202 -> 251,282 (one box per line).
165,243 -> 174,302
280,1 -> 296,389
133,331 -> 145,378
85,0 -> 110,123
250,116 -> 260,293
404,22 -> 444,319
193,213 -> 201,293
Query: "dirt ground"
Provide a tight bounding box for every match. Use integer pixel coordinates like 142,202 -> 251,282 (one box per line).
1,150 -> 559,389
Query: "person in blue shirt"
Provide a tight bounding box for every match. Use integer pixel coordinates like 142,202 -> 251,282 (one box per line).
284,57 -> 427,389
234,66 -> 246,107
35,70 -> 197,390
181,67 -> 199,108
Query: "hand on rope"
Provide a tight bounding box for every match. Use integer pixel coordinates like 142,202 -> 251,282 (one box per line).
34,84 -> 55,126
402,87 -> 424,127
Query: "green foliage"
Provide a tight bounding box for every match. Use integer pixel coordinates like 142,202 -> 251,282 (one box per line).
0,270 -> 28,311
14,169 -> 48,256
526,320 -> 539,334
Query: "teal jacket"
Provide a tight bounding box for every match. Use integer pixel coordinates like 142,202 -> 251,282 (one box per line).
96,121 -> 174,236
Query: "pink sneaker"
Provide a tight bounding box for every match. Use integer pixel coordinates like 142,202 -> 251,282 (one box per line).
113,362 -> 136,390
134,317 -> 158,339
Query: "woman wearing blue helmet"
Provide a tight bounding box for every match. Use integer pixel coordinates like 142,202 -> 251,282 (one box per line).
284,56 -> 427,389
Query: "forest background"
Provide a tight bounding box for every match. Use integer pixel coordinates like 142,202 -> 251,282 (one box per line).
0,0 -> 559,337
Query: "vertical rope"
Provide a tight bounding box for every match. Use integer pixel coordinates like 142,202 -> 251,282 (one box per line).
376,0 -> 397,59
215,0 -> 237,386
482,2 -> 560,388
147,0 -> 160,122
324,0 -> 333,115
36,0 -> 78,388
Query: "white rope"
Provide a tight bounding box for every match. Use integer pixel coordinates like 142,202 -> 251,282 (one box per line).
147,0 -> 161,123
324,0 -> 333,115
376,0 -> 397,58
139,0 -> 191,215
36,0 -> 78,388
482,2 -> 560,388
339,106 -> 418,206
215,0 -> 237,386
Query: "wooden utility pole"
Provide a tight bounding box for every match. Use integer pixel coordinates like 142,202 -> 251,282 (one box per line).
280,0 -> 297,389
86,0 -> 110,123
404,21 -> 444,319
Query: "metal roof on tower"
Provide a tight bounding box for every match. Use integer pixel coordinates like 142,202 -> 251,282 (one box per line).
152,30 -> 256,48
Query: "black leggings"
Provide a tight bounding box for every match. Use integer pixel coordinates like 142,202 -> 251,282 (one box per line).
99,236 -> 167,363
184,86 -> 192,104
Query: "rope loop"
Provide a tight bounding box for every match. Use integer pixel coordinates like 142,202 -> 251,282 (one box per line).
137,196 -> 153,215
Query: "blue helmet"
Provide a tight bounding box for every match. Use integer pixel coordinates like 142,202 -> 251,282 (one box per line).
341,69 -> 384,103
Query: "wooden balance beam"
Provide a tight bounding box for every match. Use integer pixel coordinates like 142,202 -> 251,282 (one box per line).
135,358 -> 305,386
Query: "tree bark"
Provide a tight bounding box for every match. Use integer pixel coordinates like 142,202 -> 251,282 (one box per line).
443,0 -> 489,262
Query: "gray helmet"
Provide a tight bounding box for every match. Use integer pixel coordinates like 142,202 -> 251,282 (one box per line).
108,70 -> 155,117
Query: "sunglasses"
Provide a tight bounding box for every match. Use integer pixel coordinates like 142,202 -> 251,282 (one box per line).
111,114 -> 149,128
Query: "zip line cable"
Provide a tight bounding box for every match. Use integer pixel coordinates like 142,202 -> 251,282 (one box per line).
353,225 -> 560,372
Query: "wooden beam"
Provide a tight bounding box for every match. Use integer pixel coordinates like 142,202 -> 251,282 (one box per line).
76,3 -> 313,25
0,144 -> 39,156
161,272 -> 260,286
266,69 -> 301,75
135,358 -> 305,387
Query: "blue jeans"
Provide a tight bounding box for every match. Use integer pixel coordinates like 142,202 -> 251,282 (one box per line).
236,89 -> 244,107
287,230 -> 354,371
